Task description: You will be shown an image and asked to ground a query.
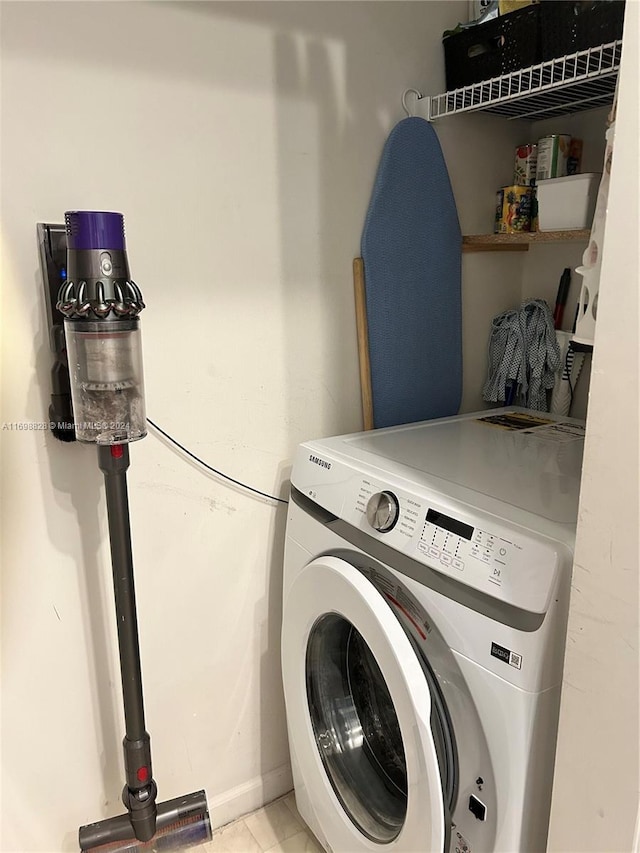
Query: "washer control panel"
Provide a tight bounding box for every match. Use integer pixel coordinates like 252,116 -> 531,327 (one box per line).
354,475 -> 557,613
417,508 -> 517,591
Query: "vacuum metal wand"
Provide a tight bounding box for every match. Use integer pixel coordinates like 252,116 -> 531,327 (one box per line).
79,441 -> 212,851
98,443 -> 157,842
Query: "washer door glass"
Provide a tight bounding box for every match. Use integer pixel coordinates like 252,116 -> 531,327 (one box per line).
306,614 -> 407,843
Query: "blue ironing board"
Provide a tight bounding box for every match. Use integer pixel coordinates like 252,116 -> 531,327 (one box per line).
361,117 -> 462,428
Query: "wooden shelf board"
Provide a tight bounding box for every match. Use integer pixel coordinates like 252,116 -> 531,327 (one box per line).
462,230 -> 590,252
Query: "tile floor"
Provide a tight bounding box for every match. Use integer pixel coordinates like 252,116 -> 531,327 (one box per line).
204,792 -> 323,853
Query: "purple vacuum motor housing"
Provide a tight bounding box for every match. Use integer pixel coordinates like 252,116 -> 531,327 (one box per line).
65,210 -> 126,251
62,210 -> 133,285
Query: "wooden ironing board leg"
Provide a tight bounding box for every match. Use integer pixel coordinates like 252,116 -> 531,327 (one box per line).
353,257 -> 374,431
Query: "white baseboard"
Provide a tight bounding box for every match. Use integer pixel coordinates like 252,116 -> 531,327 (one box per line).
207,764 -> 294,831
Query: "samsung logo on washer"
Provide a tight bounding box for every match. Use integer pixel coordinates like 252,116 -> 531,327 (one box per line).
309,454 -> 332,470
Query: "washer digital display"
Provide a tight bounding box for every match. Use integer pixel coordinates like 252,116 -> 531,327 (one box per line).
426,509 -> 474,541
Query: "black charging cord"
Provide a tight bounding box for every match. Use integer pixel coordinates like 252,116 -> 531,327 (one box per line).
147,419 -> 288,505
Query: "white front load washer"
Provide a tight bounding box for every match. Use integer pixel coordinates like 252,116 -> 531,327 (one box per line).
281,408 -> 585,853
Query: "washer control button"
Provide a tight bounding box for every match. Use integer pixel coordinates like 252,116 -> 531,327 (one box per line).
469,795 -> 487,821
365,491 -> 399,533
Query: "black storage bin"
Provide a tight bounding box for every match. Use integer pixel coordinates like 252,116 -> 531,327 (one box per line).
443,5 -> 541,91
540,1 -> 625,61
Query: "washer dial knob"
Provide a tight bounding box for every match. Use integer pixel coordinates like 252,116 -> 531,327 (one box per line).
366,491 -> 399,532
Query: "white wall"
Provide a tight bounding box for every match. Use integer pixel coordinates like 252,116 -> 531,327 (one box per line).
437,112 -> 529,412
2,2 -> 513,850
448,102 -> 611,418
518,106 -> 611,419
547,3 -> 640,849
456,106 -> 611,418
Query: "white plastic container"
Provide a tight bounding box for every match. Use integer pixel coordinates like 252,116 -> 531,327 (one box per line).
536,173 -> 601,231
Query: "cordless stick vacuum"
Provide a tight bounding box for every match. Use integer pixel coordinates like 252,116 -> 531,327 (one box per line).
57,211 -> 212,852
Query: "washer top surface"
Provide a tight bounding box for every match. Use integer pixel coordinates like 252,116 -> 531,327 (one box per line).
311,409 -> 585,525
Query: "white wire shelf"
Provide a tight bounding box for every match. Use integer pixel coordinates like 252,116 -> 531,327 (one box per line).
426,41 -> 621,121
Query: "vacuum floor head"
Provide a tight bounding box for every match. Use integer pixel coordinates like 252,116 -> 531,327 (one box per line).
79,790 -> 211,853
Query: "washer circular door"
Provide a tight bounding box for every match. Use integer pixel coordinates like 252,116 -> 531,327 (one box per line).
282,556 -> 446,851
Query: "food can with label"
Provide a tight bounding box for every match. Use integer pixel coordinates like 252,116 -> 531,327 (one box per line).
530,186 -> 539,232
496,186 -> 533,233
494,189 -> 505,233
567,138 -> 583,175
514,143 -> 538,186
536,134 -> 571,180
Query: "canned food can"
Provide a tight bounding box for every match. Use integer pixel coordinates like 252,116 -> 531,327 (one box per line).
514,143 -> 538,186
530,185 -> 538,232
536,134 -> 571,180
567,138 -> 583,175
496,186 -> 533,233
494,189 -> 505,234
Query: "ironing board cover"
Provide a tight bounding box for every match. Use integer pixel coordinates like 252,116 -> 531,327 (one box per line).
361,117 -> 462,428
